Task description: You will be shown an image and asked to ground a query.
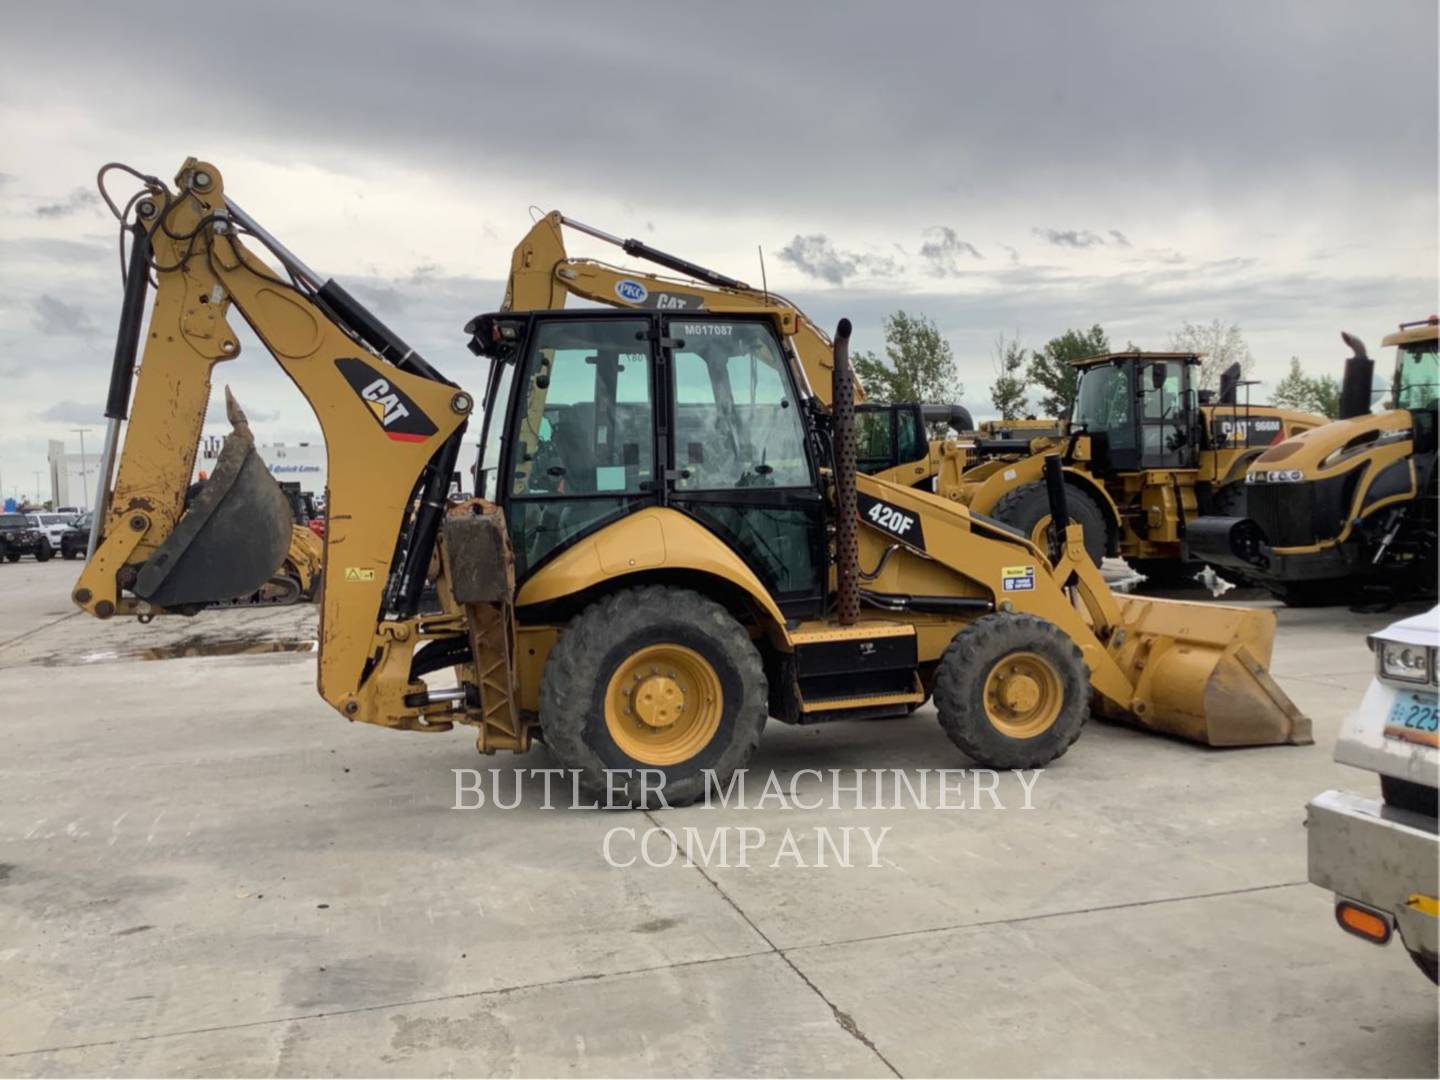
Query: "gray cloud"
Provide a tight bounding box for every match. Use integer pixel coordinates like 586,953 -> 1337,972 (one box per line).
778,234 -> 898,285
1108,230 -> 1132,248
919,227 -> 983,277
38,400 -> 104,423
35,187 -> 100,219
32,295 -> 96,336
1034,228 -> 1106,249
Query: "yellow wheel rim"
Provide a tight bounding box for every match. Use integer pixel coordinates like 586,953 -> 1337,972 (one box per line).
604,644 -> 723,765
982,651 -> 1063,739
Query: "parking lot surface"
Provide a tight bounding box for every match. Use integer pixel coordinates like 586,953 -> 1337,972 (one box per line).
1,558 -> 1436,1077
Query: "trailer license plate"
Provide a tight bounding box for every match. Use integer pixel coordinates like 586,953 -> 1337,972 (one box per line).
1384,692 -> 1440,747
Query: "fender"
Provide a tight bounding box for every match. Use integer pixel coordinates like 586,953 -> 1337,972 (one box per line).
963,455 -> 1120,554
516,507 -> 789,634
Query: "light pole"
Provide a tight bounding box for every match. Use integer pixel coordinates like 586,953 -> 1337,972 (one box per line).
72,428 -> 92,511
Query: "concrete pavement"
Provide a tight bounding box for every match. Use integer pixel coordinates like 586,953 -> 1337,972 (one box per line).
0,558 -> 1436,1076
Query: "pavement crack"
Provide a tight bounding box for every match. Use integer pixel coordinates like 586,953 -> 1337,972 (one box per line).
0,949 -> 774,1060
643,809 -> 904,1078
0,610 -> 79,655
783,879 -> 1312,956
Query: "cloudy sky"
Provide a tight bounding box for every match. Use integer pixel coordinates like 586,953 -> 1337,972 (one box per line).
1,0 -> 1435,503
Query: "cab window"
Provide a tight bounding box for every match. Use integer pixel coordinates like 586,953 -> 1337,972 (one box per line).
509,319 -> 653,497
670,322 -> 810,490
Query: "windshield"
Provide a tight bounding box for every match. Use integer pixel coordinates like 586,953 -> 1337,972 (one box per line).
37,514 -> 66,525
1072,363 -> 1132,434
1395,343 -> 1439,412
0,514 -> 27,528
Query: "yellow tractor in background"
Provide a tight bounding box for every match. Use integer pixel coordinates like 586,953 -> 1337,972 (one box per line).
1192,318 -> 1438,605
926,353 -> 1325,584
73,160 -> 1310,806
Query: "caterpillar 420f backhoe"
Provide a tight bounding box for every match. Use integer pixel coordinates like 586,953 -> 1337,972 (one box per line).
73,160 -> 1309,805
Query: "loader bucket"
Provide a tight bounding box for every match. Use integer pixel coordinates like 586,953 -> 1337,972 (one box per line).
1100,596 -> 1313,747
133,391 -> 293,608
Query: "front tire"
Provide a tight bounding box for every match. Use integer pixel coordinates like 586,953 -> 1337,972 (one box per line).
991,481 -> 1108,568
35,541 -> 52,563
934,612 -> 1088,769
540,585 -> 768,807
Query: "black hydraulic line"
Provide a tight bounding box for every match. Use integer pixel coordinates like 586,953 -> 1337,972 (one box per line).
393,427 -> 466,618
860,589 -> 993,614
1043,454 -> 1070,565
316,280 -> 449,384
620,237 -> 749,291
410,635 -> 473,679
106,223 -> 152,420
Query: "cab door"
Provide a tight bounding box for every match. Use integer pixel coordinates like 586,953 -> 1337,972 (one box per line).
662,316 -> 826,617
497,315 -> 660,578
1139,358 -> 1199,471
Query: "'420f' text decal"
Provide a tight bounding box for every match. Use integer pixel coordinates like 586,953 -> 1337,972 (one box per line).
335,357 -> 438,443
857,492 -> 926,550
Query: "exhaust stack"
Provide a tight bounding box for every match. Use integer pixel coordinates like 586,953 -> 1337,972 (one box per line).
1338,331 -> 1375,419
831,319 -> 859,626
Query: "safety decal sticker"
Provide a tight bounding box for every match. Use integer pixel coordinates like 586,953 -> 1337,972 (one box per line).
343,567 -> 376,582
1001,565 -> 1036,592
335,357 -> 438,443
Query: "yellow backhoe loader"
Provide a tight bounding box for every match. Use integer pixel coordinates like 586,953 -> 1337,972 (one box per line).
922,354 -> 1324,584
73,160 -> 1310,806
1192,318 -> 1438,605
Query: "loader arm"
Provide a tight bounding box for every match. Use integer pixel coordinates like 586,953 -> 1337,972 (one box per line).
505,210 -> 856,406
74,160 -> 473,730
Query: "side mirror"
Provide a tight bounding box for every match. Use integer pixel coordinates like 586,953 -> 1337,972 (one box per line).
1150,364 -> 1166,391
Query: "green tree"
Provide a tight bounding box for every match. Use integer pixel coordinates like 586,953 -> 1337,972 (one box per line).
989,333 -> 1029,420
851,310 -> 963,433
1169,319 -> 1254,392
1026,324 -> 1109,417
1271,357 -> 1341,419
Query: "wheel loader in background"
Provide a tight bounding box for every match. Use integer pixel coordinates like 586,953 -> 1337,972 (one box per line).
73,159 -> 1310,806
919,353 -> 1325,584
1192,318 -> 1438,606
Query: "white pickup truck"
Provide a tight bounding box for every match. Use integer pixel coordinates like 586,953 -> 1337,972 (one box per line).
1308,607 -> 1439,982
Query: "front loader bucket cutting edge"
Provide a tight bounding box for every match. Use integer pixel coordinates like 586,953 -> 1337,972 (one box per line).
133,390 -> 293,608
1100,596 -> 1313,747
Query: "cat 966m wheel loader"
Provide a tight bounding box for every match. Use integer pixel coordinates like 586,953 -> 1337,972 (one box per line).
73,160 -> 1310,805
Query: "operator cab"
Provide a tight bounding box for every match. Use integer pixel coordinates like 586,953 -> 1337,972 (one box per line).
467,309 -> 827,617
1070,352 -> 1200,474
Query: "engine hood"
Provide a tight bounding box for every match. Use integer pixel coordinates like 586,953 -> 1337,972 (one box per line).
1246,409 -> 1414,479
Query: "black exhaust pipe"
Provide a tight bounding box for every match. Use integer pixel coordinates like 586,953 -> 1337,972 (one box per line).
1218,362 -> 1241,406
832,319 -> 860,626
1338,332 -> 1374,420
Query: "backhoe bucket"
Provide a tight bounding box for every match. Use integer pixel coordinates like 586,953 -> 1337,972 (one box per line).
133,390 -> 293,608
1101,596 -> 1312,747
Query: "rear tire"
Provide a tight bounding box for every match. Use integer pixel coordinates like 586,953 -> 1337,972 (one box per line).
540,585 -> 767,807
63,547 -> 80,560
934,612 -> 1088,769
991,482 -> 1108,568
5,553 -> 19,563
